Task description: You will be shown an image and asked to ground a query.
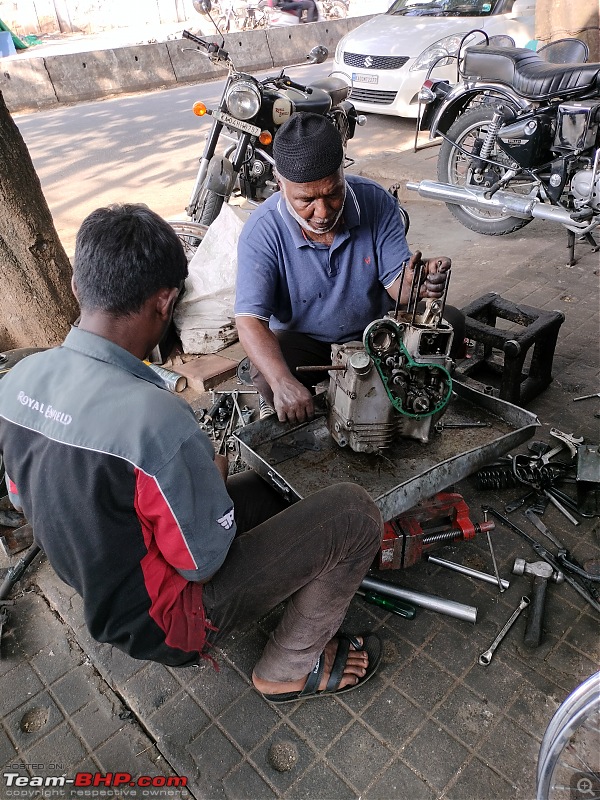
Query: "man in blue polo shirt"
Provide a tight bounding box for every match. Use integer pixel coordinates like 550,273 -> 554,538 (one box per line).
235,112 -> 459,424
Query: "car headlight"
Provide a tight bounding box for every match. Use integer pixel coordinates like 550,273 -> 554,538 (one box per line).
411,34 -> 466,72
225,80 -> 261,120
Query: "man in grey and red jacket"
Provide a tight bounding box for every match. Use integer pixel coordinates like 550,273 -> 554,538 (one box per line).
0,204 -> 382,703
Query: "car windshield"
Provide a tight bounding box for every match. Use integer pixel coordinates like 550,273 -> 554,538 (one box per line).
387,0 -> 503,16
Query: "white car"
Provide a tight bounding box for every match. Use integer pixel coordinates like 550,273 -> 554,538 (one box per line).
334,0 -> 536,118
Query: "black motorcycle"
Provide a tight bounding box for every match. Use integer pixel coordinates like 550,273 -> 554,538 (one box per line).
408,34 -> 600,264
181,11 -> 363,225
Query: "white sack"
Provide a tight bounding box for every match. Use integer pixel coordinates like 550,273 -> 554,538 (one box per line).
174,204 -> 248,354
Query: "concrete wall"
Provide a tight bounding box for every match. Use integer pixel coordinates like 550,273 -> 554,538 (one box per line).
1,16 -> 372,113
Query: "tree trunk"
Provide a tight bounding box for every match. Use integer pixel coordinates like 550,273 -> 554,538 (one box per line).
535,0 -> 600,61
0,90 -> 78,351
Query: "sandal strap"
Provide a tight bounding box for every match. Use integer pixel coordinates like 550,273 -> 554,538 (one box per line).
299,651 -> 325,696
325,634 -> 352,693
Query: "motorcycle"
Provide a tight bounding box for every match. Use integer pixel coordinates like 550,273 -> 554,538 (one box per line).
182,3 -> 364,226
212,0 -> 268,32
408,33 -> 600,264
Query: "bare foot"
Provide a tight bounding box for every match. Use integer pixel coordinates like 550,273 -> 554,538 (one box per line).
252,636 -> 368,696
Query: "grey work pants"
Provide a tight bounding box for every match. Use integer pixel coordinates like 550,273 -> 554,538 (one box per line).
202,471 -> 382,683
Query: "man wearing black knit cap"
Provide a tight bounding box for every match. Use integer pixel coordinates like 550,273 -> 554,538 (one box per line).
235,112 -> 459,424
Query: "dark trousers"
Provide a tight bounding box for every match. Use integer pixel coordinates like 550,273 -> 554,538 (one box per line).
281,0 -> 318,21
202,471 -> 382,682
251,306 -> 466,405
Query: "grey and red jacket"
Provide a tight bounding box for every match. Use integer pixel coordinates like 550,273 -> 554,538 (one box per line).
0,328 -> 236,666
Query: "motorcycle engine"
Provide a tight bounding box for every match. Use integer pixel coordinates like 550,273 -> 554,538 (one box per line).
327,298 -> 454,453
571,168 -> 600,211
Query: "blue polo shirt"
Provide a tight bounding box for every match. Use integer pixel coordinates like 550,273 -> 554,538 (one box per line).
234,174 -> 411,343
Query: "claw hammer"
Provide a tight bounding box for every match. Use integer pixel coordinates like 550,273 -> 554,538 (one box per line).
512,558 -> 564,648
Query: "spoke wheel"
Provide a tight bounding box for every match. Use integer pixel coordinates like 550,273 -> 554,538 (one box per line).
537,671 -> 600,800
438,105 -> 535,236
168,220 -> 208,262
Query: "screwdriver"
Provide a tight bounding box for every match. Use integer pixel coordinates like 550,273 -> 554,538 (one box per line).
356,589 -> 416,619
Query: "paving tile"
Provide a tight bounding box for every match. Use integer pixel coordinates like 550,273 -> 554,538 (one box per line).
20,721 -> 87,770
545,642 -> 599,687
70,698 -> 128,751
149,690 -> 210,747
565,612 -> 600,662
123,661 -> 182,718
444,755 -> 517,800
218,691 -> 281,751
30,638 -> 82,685
360,686 -> 425,750
8,593 -> 68,658
367,758 -> 436,800
94,726 -> 162,776
432,683 -> 499,748
252,724 -> 318,794
184,659 -> 251,716
463,659 -> 523,708
400,719 -> 469,792
0,663 -> 44,716
504,680 -> 561,740
391,653 -> 456,709
0,724 -> 18,769
286,762 -> 357,799
5,690 -> 64,750
217,628 -> 267,678
187,723 -> 243,782
289,697 -> 354,751
325,721 -> 393,793
222,761 -> 278,800
51,664 -> 101,715
422,627 -> 480,677
477,716 -> 539,793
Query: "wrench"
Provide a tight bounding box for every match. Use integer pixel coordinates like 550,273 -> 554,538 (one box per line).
540,428 -> 584,465
478,596 -> 530,666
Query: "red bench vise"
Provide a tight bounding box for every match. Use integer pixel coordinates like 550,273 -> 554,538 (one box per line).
379,491 -> 494,570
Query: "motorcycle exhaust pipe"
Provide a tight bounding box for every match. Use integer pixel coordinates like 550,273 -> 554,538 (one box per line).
406,180 -> 588,228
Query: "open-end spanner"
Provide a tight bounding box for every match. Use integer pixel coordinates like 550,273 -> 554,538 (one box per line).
478,596 -> 530,666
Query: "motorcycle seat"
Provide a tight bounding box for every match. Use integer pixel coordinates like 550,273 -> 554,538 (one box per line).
286,85 -> 332,114
463,45 -> 600,101
309,76 -> 351,107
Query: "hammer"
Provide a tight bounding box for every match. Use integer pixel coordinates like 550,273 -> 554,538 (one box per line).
512,558 -> 564,648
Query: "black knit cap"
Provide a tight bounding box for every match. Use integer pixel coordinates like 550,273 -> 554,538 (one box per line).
273,112 -> 344,183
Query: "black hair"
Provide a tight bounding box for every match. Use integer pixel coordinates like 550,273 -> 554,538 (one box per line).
73,204 -> 188,315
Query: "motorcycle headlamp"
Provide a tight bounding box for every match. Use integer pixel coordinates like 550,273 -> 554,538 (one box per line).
225,81 -> 261,121
411,34 -> 466,72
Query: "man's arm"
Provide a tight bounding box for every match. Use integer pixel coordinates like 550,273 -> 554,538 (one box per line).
236,316 -> 314,424
386,250 -> 451,304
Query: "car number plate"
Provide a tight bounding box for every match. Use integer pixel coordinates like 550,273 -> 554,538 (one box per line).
352,72 -> 378,85
210,110 -> 261,137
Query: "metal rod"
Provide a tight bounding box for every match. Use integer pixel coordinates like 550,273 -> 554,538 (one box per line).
486,530 -> 505,593
296,365 -> 345,372
361,576 -> 477,623
393,259 -> 409,318
425,554 -> 510,590
543,490 -> 579,526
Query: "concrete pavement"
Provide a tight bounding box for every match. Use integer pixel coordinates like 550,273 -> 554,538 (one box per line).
1,135 -> 599,798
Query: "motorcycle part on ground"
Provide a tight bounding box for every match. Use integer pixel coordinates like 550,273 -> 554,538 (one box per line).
361,575 -> 477,624
327,271 -> 453,452
378,491 -> 494,570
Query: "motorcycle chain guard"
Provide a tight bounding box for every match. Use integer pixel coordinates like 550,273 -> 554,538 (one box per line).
363,316 -> 453,419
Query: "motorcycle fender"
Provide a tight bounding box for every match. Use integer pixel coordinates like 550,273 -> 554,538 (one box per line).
204,156 -> 236,197
429,85 -> 527,138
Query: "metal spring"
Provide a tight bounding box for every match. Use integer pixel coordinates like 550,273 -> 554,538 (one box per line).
479,110 -> 505,161
423,529 -> 463,545
476,465 -> 519,491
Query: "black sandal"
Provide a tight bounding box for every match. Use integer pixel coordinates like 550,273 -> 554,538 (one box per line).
261,633 -> 382,704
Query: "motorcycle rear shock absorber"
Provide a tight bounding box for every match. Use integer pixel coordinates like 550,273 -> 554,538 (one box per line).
476,464 -> 520,491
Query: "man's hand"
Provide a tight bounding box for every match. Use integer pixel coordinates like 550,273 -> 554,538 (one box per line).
406,251 -> 451,300
272,375 -> 314,424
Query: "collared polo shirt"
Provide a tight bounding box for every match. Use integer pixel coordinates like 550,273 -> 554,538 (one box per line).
235,174 -> 411,343
0,328 -> 235,666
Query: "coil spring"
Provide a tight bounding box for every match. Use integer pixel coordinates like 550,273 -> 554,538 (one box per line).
476,465 -> 519,491
479,110 -> 505,161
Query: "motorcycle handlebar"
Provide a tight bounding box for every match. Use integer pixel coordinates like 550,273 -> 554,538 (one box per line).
182,30 -> 229,61
274,77 -> 313,95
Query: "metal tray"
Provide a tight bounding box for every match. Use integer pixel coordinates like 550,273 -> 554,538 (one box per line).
234,382 -> 539,521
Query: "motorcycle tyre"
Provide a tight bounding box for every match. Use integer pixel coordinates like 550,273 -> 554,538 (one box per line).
196,189 -> 225,228
325,1 -> 348,19
437,105 -> 532,236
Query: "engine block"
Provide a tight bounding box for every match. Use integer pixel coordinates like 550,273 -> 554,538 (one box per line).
327,300 -> 454,453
